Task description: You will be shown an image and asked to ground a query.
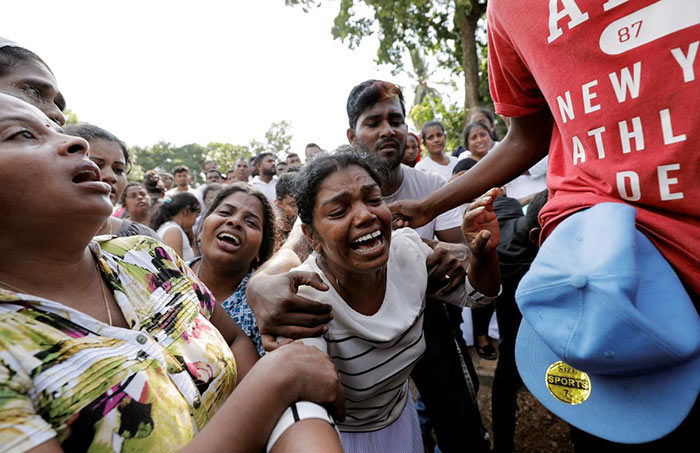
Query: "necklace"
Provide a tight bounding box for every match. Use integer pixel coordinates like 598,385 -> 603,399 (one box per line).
0,262 -> 113,327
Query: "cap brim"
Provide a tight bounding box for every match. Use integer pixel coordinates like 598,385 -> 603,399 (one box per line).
516,318 -> 700,444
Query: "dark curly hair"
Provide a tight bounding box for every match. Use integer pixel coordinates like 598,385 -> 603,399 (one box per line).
199,183 -> 278,267
346,80 -> 405,129
294,150 -> 382,229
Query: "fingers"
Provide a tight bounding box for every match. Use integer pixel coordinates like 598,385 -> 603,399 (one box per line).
262,334 -> 293,351
425,247 -> 445,269
289,271 -> 329,293
469,230 -> 492,255
438,270 -> 465,296
388,201 -> 412,229
328,380 -> 346,422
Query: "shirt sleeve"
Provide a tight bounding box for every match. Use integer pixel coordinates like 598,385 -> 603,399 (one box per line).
487,0 -> 547,117
0,354 -> 56,453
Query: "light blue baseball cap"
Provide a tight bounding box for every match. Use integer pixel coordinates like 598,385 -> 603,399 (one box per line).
515,202 -> 700,443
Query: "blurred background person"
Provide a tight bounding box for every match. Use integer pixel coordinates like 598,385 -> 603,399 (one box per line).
160,172 -> 174,191
401,132 -> 422,167
274,172 -> 299,243
153,192 -> 201,261
415,121 -> 459,181
65,124 -> 158,239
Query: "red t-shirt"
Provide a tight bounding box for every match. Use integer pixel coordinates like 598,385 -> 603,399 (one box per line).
488,0 -> 700,295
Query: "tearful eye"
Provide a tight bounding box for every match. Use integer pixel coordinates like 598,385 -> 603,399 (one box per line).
8,130 -> 36,141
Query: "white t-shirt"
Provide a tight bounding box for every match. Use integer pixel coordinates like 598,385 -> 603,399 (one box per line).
504,156 -> 548,201
414,155 -> 460,182
384,165 -> 462,240
165,187 -> 202,206
249,176 -> 278,205
296,228 -> 472,433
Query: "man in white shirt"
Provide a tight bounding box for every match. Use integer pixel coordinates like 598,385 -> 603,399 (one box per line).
165,165 -> 199,201
249,152 -> 278,204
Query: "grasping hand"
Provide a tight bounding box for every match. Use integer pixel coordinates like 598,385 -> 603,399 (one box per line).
462,188 -> 501,258
247,271 -> 331,351
388,198 -> 432,229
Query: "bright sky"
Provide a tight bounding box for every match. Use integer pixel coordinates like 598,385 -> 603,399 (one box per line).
0,0 -> 454,159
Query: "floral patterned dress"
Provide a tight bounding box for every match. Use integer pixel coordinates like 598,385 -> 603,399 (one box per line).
0,236 -> 237,452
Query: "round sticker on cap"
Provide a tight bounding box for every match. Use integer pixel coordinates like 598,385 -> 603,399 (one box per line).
545,361 -> 591,405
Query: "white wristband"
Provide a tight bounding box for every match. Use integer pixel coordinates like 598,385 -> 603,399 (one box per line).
464,275 -> 502,307
266,401 -> 338,452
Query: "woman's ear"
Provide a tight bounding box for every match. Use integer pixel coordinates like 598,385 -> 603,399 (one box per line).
301,224 -> 322,254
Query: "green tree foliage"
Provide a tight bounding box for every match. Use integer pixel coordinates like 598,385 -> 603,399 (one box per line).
131,141 -> 209,185
264,120 -> 293,159
409,91 -> 464,153
207,142 -> 253,173
63,109 -> 80,126
129,121 -> 294,184
286,0 -> 489,120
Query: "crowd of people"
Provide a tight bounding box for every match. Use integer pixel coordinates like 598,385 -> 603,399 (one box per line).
1,1 -> 698,451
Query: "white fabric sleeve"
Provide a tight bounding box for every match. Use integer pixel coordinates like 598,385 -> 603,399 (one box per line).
527,156 -> 548,178
266,401 -> 338,452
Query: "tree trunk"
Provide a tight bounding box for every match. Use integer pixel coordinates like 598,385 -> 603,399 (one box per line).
455,1 -> 485,124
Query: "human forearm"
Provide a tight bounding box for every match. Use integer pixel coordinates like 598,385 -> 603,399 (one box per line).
467,249 -> 501,298
183,365 -> 293,452
183,344 -> 344,452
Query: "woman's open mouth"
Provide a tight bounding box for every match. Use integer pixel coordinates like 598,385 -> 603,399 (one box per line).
216,231 -> 243,251
349,230 -> 385,255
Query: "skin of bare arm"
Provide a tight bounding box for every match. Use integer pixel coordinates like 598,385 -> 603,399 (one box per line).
390,110 -> 553,228
272,419 -> 343,453
161,227 -> 184,259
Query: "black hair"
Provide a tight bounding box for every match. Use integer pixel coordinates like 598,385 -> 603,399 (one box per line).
294,150 -> 382,228
524,189 -> 549,233
253,152 -> 274,167
206,169 -> 223,177
119,182 -> 147,206
470,108 -> 496,127
286,152 -> 300,162
64,124 -> 130,172
305,143 -> 320,150
463,121 -> 497,149
200,183 -> 278,268
225,168 -> 236,176
275,172 -> 297,200
151,192 -> 200,231
452,158 -> 479,175
0,46 -> 51,78
420,120 -> 445,141
143,170 -> 164,195
346,79 -> 406,129
202,183 -> 223,206
172,165 -> 190,175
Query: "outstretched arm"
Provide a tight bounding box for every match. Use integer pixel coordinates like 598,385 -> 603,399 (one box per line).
390,110 -> 553,228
